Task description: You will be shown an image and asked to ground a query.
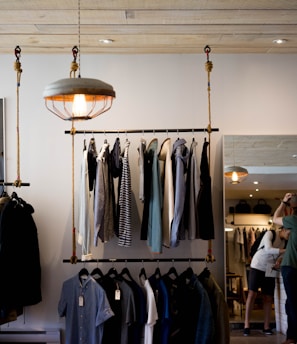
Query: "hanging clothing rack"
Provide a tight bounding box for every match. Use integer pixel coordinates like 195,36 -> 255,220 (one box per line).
63,257 -> 206,263
64,127 -> 219,135
0,181 -> 30,186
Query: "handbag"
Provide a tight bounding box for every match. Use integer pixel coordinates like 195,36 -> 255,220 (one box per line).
235,200 -> 251,213
253,199 -> 272,214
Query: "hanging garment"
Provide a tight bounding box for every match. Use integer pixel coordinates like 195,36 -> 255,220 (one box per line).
147,138 -> 163,253
117,279 -> 137,344
139,275 -> 158,344
120,268 -> 147,344
158,138 -> 174,248
148,271 -> 170,344
196,140 -> 215,240
118,139 -> 132,247
170,138 -> 189,247
140,143 -> 154,241
177,269 -> 215,344
111,137 -> 122,236
98,271 -> 137,344
198,268 -> 230,344
58,274 -> 114,344
87,137 -> 98,191
138,138 -> 146,202
0,195 -> 41,315
233,227 -> 246,263
97,273 -> 122,344
161,271 -> 181,342
94,142 -> 115,244
184,138 -> 199,240
77,144 -> 93,261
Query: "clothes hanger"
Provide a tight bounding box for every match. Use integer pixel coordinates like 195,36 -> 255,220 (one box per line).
165,266 -> 179,279
182,266 -> 194,280
91,261 -> 104,280
139,267 -> 147,280
153,266 -> 162,279
105,266 -> 118,279
78,265 -> 89,282
120,266 -> 135,282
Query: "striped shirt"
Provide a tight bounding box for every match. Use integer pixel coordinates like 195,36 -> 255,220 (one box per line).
118,140 -> 132,247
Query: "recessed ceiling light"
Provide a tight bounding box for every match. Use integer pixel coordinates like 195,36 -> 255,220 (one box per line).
273,39 -> 288,44
292,154 -> 297,158
253,181 -> 259,185
249,194 -> 253,198
255,188 -> 259,192
99,39 -> 114,44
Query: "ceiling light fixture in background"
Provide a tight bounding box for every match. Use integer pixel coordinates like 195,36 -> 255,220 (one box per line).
43,0 -> 115,121
224,137 -> 248,184
224,165 -> 249,184
273,38 -> 288,44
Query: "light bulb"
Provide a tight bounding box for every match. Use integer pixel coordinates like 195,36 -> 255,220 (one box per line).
231,171 -> 239,183
72,94 -> 87,117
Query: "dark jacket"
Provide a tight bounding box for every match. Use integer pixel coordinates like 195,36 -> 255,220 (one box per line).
197,140 -> 215,240
0,196 -> 41,310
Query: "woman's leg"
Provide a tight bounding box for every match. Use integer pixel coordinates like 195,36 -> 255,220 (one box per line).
244,290 -> 257,329
263,294 -> 273,330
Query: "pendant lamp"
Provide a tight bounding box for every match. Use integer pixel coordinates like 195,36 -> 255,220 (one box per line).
224,165 -> 248,184
43,0 -> 115,121
224,136 -> 248,184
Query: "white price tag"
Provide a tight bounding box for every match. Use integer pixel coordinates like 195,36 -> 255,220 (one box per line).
115,289 -> 121,300
79,295 -> 84,307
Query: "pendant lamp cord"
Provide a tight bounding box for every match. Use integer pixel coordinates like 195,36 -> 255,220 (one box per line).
204,45 -> 215,263
14,46 -> 23,188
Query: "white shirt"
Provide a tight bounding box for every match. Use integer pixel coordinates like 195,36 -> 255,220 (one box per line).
139,277 -> 158,344
251,230 -> 286,272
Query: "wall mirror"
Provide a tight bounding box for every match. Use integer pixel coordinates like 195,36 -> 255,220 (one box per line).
0,98 -> 5,190
223,135 -> 297,319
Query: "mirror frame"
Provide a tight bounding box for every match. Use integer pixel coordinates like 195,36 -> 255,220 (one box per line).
0,98 -> 6,187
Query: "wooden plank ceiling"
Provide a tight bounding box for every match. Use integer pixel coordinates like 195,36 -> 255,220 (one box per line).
0,0 -> 297,54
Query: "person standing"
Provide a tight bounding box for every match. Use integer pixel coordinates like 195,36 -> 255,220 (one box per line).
243,227 -> 290,336
273,193 -> 297,344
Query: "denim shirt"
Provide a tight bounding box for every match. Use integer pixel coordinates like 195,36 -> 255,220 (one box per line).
58,274 -> 114,344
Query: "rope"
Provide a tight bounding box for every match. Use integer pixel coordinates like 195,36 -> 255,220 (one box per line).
13,46 -> 23,187
204,45 -> 215,263
70,125 -> 77,264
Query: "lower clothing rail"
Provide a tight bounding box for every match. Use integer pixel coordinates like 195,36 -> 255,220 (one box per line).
0,329 -> 60,343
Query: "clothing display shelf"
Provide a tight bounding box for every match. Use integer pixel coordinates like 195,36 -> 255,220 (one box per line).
64,127 -> 219,135
226,213 -> 271,227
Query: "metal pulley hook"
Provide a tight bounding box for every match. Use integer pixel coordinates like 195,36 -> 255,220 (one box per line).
204,45 -> 211,62
70,46 -> 79,78
14,46 -> 22,87
15,45 -> 21,62
72,46 -> 78,62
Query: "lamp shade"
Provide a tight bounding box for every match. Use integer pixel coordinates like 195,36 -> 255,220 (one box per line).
43,77 -> 116,121
224,165 -> 248,184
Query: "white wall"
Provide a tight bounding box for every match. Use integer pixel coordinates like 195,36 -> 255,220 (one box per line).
0,53 -> 296,332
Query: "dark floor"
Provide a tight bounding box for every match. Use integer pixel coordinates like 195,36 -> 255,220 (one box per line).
229,303 -> 287,343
